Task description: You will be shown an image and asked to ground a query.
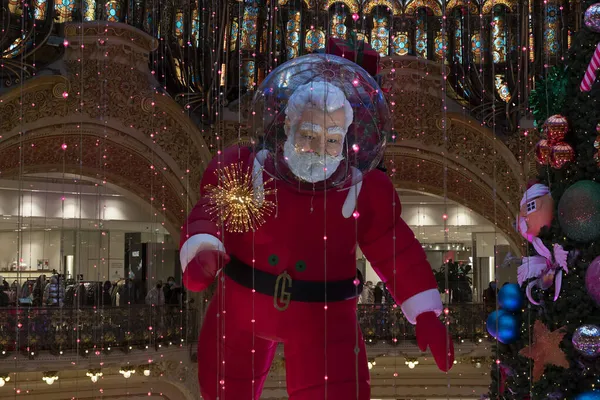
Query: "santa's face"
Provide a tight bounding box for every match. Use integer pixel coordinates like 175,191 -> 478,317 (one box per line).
284,107 -> 346,183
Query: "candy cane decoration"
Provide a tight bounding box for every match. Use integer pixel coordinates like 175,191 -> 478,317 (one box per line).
581,42 -> 600,92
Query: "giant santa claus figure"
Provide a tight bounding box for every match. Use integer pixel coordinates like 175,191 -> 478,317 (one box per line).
180,54 -> 454,400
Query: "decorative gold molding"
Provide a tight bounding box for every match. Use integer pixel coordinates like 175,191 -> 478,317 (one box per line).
0,23 -> 214,236
404,0 -> 443,16
322,0 -> 360,13
64,21 -> 159,53
482,0 -> 517,13
364,0 -> 402,15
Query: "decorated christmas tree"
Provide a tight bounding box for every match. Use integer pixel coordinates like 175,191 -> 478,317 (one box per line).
487,3 -> 600,399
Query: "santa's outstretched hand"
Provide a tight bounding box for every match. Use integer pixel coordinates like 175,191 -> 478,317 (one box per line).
181,248 -> 229,292
416,312 -> 455,371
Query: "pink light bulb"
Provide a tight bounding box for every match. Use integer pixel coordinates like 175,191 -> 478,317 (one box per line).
62,92 -> 68,98
352,211 -> 360,219
61,143 -> 67,150
352,143 -> 360,152
352,13 -> 359,21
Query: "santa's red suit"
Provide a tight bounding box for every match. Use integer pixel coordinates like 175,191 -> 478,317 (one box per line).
180,146 -> 454,400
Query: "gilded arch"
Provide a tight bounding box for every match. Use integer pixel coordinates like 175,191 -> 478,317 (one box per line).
482,0 -> 517,13
379,56 -> 524,253
364,0 -> 402,15
405,0 -> 443,16
445,0 -> 479,14
323,0 -> 360,13
0,23 -> 213,240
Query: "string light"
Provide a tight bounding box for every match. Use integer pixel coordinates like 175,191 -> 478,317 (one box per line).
42,372 -> 59,385
86,370 -> 103,383
119,367 -> 136,379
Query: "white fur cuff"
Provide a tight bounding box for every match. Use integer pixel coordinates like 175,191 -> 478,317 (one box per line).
400,289 -> 444,325
180,234 -> 226,273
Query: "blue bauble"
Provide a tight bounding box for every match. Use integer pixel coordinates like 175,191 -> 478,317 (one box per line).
558,180 -> 600,242
486,310 -> 520,344
498,283 -> 523,312
575,391 -> 600,400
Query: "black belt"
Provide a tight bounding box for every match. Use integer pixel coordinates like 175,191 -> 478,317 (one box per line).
223,257 -> 363,311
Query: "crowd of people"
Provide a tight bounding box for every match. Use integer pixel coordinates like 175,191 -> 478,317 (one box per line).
0,274 -> 185,307
358,281 -> 395,305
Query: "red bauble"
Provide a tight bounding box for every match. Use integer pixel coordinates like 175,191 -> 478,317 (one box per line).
535,139 -> 552,165
543,114 -> 569,145
550,142 -> 575,169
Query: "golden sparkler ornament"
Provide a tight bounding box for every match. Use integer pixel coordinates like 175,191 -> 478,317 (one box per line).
204,162 -> 275,233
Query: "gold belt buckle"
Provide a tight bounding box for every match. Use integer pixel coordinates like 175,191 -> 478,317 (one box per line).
274,271 -> 292,311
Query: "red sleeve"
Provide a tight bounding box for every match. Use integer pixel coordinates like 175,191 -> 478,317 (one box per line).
357,169 -> 443,323
179,146 -> 251,267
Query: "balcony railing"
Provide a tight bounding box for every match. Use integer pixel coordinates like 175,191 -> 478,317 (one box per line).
0,303 -> 487,360
358,303 -> 488,344
0,305 -> 198,359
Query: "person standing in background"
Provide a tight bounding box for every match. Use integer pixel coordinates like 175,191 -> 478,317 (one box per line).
483,281 -> 497,313
145,281 -> 165,306
374,281 -> 384,304
359,281 -> 374,304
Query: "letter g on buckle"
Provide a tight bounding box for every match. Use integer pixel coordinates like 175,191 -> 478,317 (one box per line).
274,271 -> 292,311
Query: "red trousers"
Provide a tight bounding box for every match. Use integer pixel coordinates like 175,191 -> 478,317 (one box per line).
197,278 -> 370,399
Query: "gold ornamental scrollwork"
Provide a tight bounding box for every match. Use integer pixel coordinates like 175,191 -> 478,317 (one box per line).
141,97 -> 155,113
52,82 -> 70,99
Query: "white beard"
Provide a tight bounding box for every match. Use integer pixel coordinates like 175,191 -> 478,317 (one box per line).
283,137 -> 344,183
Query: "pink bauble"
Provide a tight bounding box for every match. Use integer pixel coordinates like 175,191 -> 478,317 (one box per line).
586,256 -> 600,307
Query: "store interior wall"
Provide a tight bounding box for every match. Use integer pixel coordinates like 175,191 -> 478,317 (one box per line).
0,179 -> 179,284
0,229 -> 177,284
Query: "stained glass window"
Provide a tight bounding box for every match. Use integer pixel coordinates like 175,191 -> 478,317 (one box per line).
286,10 -> 301,59
452,9 -> 463,63
192,9 -> 200,47
528,0 -> 534,62
305,29 -> 326,52
494,75 -> 512,102
54,0 -> 75,23
33,0 -> 48,19
370,16 -> 389,56
8,0 -> 22,15
83,0 -> 96,21
275,27 -> 282,48
230,19 -> 239,51
4,37 -> 23,58
471,32 -> 483,64
105,0 -> 123,22
174,11 -> 184,43
392,33 -> 410,56
434,32 -> 446,61
241,6 -> 258,50
331,13 -> 347,40
241,60 -> 256,90
491,5 -> 507,63
415,8 -> 428,59
173,58 -> 186,86
544,3 -> 560,56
